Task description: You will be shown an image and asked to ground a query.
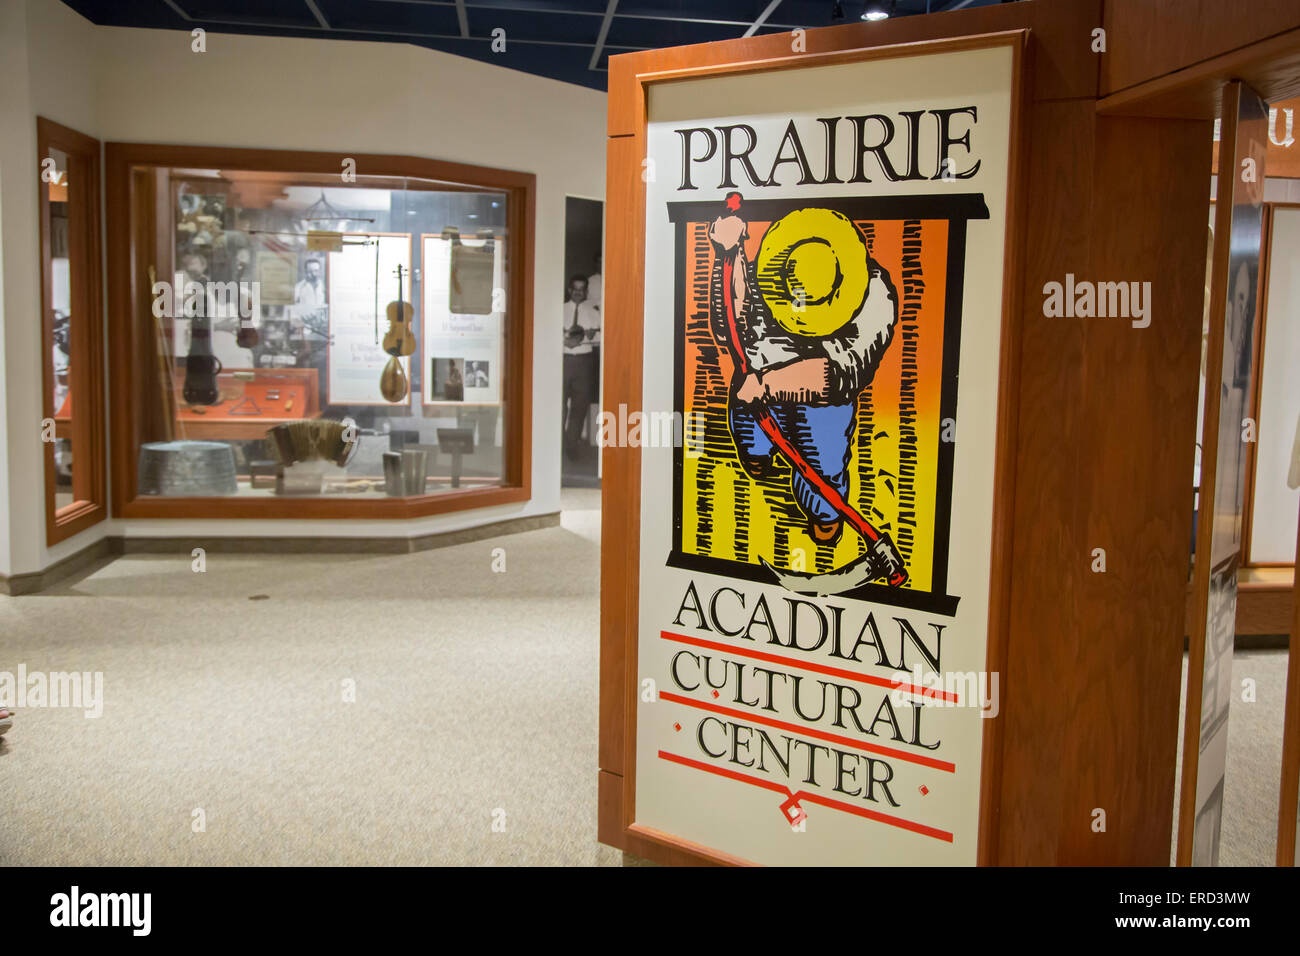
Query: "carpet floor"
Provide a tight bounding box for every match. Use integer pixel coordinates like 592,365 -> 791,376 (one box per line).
0,488 -> 621,866
0,487 -> 1291,865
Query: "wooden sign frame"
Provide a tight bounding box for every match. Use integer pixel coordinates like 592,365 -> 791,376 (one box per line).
598,29 -> 1029,866
1176,80 -> 1269,867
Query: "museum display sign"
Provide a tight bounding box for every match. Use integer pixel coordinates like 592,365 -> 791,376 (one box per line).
612,34 -> 1025,865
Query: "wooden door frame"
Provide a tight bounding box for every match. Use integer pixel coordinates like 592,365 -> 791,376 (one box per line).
1278,504 -> 1300,865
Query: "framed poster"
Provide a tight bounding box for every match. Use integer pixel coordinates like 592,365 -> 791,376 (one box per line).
1245,204 -> 1300,566
421,234 -> 505,405
326,233 -> 412,406
1179,81 -> 1268,866
603,33 -> 1026,866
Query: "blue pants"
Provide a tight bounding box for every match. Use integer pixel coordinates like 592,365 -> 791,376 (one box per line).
730,401 -> 854,523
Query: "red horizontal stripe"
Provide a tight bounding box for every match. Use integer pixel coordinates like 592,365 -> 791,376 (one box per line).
660,690 -> 956,772
658,750 -> 954,843
661,629 -> 959,704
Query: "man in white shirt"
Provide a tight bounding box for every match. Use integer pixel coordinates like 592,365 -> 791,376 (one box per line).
564,275 -> 600,354
587,252 -> 603,315
293,256 -> 327,312
563,275 -> 600,456
293,255 -> 329,369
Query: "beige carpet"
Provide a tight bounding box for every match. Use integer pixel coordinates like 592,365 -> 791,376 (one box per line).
1,486 -> 1292,865
1172,647 -> 1294,866
0,488 -> 622,866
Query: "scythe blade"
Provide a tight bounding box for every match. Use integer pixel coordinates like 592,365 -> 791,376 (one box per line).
761,534 -> 908,596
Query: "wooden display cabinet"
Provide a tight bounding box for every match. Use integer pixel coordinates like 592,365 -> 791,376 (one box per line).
173,368 -> 320,442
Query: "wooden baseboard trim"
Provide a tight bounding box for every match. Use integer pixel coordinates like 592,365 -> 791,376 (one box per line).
0,537 -> 118,596
0,511 -> 560,594
118,511 -> 560,555
597,769 -> 749,866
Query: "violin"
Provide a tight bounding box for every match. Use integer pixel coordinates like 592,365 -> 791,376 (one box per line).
383,264 -> 416,357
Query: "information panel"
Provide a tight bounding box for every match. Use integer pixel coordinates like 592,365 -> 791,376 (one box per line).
421,234 -> 504,405
327,234 -> 411,406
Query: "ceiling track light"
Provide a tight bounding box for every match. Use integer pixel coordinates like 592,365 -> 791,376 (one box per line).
862,1 -> 895,22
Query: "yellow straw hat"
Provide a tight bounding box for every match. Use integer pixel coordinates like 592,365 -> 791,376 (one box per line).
755,208 -> 869,337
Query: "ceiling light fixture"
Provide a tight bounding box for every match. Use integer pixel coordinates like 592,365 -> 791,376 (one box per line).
862,2 -> 891,21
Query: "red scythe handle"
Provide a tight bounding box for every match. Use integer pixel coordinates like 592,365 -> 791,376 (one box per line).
717,202 -> 906,588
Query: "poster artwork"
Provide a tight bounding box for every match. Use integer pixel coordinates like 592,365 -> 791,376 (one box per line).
635,45 -> 1015,865
669,192 -> 984,615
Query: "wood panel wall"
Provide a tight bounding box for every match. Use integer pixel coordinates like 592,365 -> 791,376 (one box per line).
1102,0 -> 1300,98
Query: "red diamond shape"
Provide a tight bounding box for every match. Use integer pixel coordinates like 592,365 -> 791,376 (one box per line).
712,690 -> 720,698
673,722 -> 681,732
919,785 -> 929,796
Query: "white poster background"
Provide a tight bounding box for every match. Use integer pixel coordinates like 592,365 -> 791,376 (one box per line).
327,235 -> 411,406
1249,206 -> 1300,563
421,235 -> 505,405
635,45 -> 1014,865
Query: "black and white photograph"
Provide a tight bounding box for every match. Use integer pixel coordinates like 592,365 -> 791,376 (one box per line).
562,195 -> 603,487
466,359 -> 490,388
431,356 -> 465,402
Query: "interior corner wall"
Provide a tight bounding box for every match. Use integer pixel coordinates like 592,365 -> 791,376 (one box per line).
0,0 -> 27,577
0,0 -> 113,578
5,0 -> 607,573
1,0 -> 104,578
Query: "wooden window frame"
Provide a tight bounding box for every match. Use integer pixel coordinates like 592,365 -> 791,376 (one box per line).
38,117 -> 107,544
104,143 -> 534,520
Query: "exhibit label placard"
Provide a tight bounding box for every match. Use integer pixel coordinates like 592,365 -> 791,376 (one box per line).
633,41 -> 1018,865
421,234 -> 505,405
326,235 -> 411,406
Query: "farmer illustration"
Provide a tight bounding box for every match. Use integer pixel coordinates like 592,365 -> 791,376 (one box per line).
707,192 -> 908,592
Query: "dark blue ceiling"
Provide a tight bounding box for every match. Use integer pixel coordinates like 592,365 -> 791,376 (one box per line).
60,0 -> 1001,91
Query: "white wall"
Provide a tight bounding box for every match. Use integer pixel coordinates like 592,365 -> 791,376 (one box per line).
0,0 -> 606,575
0,0 -> 104,578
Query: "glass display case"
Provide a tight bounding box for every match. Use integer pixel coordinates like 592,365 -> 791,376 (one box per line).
106,146 -> 533,518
